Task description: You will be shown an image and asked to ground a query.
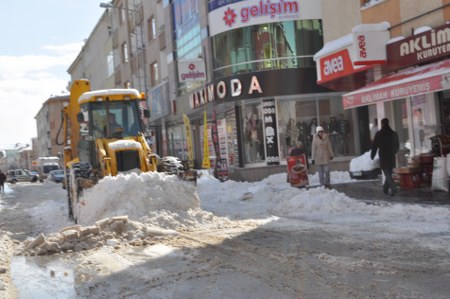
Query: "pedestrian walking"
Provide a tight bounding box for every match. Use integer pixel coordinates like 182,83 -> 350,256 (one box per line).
311,126 -> 334,188
371,118 -> 400,196
0,169 -> 6,194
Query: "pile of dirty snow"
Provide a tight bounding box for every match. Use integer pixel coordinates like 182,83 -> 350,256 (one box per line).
0,231 -> 16,293
21,216 -> 180,256
78,172 -> 200,225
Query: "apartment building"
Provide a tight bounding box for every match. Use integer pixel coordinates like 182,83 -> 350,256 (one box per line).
35,95 -> 69,158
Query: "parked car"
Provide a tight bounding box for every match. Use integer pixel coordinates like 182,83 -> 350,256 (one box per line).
48,169 -> 65,183
6,169 -> 41,184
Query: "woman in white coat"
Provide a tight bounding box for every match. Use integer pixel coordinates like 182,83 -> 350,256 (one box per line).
311,126 -> 334,188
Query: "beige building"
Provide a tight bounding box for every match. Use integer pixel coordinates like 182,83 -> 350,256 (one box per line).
68,0 -> 175,156
35,95 -> 69,158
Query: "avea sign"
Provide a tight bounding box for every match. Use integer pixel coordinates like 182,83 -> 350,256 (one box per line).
208,0 -> 321,37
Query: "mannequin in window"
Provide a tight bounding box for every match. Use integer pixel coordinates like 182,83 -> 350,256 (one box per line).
328,116 -> 340,155
245,113 -> 263,162
286,119 -> 299,147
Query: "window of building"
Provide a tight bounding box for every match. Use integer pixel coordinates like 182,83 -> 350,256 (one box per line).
147,15 -> 156,41
172,0 -> 201,95
121,42 -> 129,63
150,62 -> 159,87
107,50 -> 114,77
212,20 -> 323,79
167,125 -> 188,160
361,0 -> 385,8
276,96 -> 354,161
119,4 -> 126,24
440,91 -> 450,135
242,101 -> 265,164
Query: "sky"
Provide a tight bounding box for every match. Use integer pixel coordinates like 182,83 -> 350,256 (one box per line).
3,166 -> 449,297
0,1 -> 106,148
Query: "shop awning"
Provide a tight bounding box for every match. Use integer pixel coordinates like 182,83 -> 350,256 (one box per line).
314,22 -> 390,92
314,34 -> 375,91
342,59 -> 450,109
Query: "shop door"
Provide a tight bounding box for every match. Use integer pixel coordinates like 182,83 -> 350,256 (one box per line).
357,106 -> 371,154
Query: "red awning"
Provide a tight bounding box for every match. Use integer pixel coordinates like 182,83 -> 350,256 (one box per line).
342,59 -> 450,109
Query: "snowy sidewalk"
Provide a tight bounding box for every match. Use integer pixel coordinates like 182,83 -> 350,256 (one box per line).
333,180 -> 450,206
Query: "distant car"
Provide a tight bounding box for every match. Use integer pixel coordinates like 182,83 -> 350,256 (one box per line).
6,169 -> 40,184
48,169 -> 65,183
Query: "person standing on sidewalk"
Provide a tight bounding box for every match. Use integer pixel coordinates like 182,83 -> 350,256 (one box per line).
371,118 -> 400,196
311,126 -> 334,188
0,169 -> 6,194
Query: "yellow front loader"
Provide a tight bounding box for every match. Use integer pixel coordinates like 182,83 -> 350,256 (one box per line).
61,80 -> 158,223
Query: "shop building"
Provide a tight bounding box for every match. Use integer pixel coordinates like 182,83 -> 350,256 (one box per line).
315,1 -> 450,170
67,0 -> 450,182
165,0 -> 366,182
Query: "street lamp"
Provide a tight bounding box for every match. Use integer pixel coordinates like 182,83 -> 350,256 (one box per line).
99,2 -> 149,95
99,2 -> 113,9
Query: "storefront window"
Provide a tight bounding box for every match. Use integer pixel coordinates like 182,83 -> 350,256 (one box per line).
440,91 -> 450,135
410,95 -> 428,155
167,125 -> 188,160
393,99 -> 410,165
212,19 -> 322,79
277,96 -> 353,161
199,116 -> 229,169
242,102 -> 265,164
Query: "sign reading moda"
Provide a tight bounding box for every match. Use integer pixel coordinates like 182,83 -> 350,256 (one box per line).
208,0 -> 322,37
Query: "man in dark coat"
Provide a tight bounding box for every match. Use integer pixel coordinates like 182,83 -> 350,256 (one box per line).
371,118 -> 400,195
0,169 -> 6,194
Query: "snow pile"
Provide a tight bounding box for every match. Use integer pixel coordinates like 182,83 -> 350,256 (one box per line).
22,216 -> 179,256
20,170 -> 450,257
78,171 -> 200,225
0,231 -> 15,292
349,151 -> 379,172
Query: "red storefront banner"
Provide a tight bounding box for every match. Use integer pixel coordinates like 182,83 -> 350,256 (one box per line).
343,59 -> 450,109
316,48 -> 372,84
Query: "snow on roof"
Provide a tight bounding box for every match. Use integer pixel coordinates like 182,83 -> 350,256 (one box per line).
414,26 -> 432,35
314,22 -> 391,61
313,33 -> 353,61
352,21 -> 390,32
78,89 -> 141,104
387,36 -> 405,44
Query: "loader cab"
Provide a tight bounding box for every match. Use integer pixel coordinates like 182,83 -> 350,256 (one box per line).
76,99 -> 146,166
79,100 -> 144,139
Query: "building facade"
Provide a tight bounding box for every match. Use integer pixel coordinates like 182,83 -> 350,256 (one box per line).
316,0 -> 450,167
35,95 -> 69,158
67,0 -> 450,181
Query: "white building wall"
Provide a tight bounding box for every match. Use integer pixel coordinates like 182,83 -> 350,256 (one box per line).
68,11 -> 114,90
321,0 -> 362,43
